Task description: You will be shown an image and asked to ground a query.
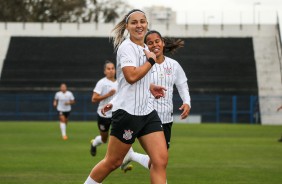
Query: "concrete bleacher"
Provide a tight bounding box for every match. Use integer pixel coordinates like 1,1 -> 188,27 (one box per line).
0,37 -> 115,91
0,36 -> 258,97
174,37 -> 258,95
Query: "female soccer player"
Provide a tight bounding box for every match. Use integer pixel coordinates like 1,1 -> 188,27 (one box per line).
53,83 -> 75,140
121,30 -> 191,173
90,61 -> 118,156
84,9 -> 168,184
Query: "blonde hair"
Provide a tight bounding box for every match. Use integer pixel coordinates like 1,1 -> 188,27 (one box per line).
111,9 -> 146,51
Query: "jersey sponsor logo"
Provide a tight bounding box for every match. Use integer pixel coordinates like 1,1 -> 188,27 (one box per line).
164,67 -> 172,75
122,60 -> 133,64
123,129 -> 133,140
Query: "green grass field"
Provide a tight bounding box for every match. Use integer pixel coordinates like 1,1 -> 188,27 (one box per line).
0,122 -> 282,184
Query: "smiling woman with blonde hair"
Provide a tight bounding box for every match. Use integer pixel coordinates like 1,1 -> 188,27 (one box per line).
84,9 -> 168,184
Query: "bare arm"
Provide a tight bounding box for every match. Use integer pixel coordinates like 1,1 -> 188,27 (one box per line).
91,90 -> 116,103
65,100 -> 75,105
53,99 -> 57,108
122,49 -> 156,84
277,105 -> 282,111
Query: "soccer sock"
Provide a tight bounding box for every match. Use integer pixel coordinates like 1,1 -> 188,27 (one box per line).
92,135 -> 103,147
131,151 -> 150,169
84,176 -> 101,184
60,122 -> 67,136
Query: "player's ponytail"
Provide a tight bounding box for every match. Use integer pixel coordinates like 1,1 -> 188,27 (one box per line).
111,16 -> 127,51
144,30 -> 184,54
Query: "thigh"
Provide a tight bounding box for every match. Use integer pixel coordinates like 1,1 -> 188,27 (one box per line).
104,135 -> 132,163
138,131 -> 168,163
59,112 -> 67,122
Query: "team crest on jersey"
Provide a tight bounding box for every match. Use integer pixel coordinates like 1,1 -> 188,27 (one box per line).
123,129 -> 133,140
164,67 -> 172,75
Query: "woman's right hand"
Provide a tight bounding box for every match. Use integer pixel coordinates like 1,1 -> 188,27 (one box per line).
101,103 -> 113,116
143,49 -> 156,61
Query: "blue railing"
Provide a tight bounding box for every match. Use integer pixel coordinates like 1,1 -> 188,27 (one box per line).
0,93 -> 258,123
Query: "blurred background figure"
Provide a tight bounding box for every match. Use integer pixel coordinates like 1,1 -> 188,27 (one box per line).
90,60 -> 117,156
53,83 -> 75,140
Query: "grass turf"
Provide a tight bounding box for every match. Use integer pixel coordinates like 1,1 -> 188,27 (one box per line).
0,122 -> 282,184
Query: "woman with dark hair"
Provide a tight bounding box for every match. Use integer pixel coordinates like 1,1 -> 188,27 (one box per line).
121,30 -> 191,176
90,61 -> 117,156
84,10 -> 168,184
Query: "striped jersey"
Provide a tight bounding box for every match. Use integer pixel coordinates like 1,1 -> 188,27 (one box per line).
112,38 -> 153,115
93,77 -> 118,118
150,57 -> 189,124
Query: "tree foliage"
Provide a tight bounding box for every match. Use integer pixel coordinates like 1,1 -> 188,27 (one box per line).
0,0 -> 130,23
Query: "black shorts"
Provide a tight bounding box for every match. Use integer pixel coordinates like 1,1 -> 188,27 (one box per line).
97,115 -> 111,132
163,122 -> 173,149
110,109 -> 163,144
58,111 -> 70,118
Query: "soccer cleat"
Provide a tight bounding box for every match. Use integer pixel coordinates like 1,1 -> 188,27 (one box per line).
120,147 -> 133,171
122,164 -> 133,173
62,135 -> 68,140
90,139 -> 97,156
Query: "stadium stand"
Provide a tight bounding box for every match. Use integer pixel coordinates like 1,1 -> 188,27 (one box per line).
0,36 -> 259,122
0,37 -> 115,91
0,37 -> 257,96
1,22 -> 281,124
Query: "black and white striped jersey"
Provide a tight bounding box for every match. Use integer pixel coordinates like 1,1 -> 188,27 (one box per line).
112,38 -> 153,115
150,56 -> 190,124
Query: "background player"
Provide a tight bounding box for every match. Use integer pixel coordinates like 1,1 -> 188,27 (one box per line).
53,83 -> 75,140
90,60 -> 118,156
121,30 -> 191,173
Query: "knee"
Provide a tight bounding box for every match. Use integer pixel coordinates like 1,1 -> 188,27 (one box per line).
151,153 -> 168,169
104,157 -> 123,171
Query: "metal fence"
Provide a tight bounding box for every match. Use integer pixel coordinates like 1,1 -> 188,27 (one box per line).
0,93 -> 259,123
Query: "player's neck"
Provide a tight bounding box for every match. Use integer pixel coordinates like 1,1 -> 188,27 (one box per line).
156,55 -> 165,64
107,77 -> 116,82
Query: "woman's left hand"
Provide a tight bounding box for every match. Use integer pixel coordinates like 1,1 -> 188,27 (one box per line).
150,84 -> 166,99
179,104 -> 190,119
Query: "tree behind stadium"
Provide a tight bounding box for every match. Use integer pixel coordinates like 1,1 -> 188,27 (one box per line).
0,0 -> 130,23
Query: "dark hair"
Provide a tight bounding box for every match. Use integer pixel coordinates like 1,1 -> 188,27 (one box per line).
104,60 -> 115,70
144,30 -> 184,54
111,9 -> 146,51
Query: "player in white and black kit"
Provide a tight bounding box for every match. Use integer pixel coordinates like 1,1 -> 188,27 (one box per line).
53,83 -> 75,140
121,30 -> 191,174
84,9 -> 168,184
90,61 -> 118,156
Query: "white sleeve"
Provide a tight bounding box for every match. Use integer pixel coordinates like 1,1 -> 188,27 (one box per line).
175,81 -> 191,108
119,44 -> 137,68
175,62 -> 187,85
54,92 -> 58,100
70,92 -> 75,100
93,80 -> 103,94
